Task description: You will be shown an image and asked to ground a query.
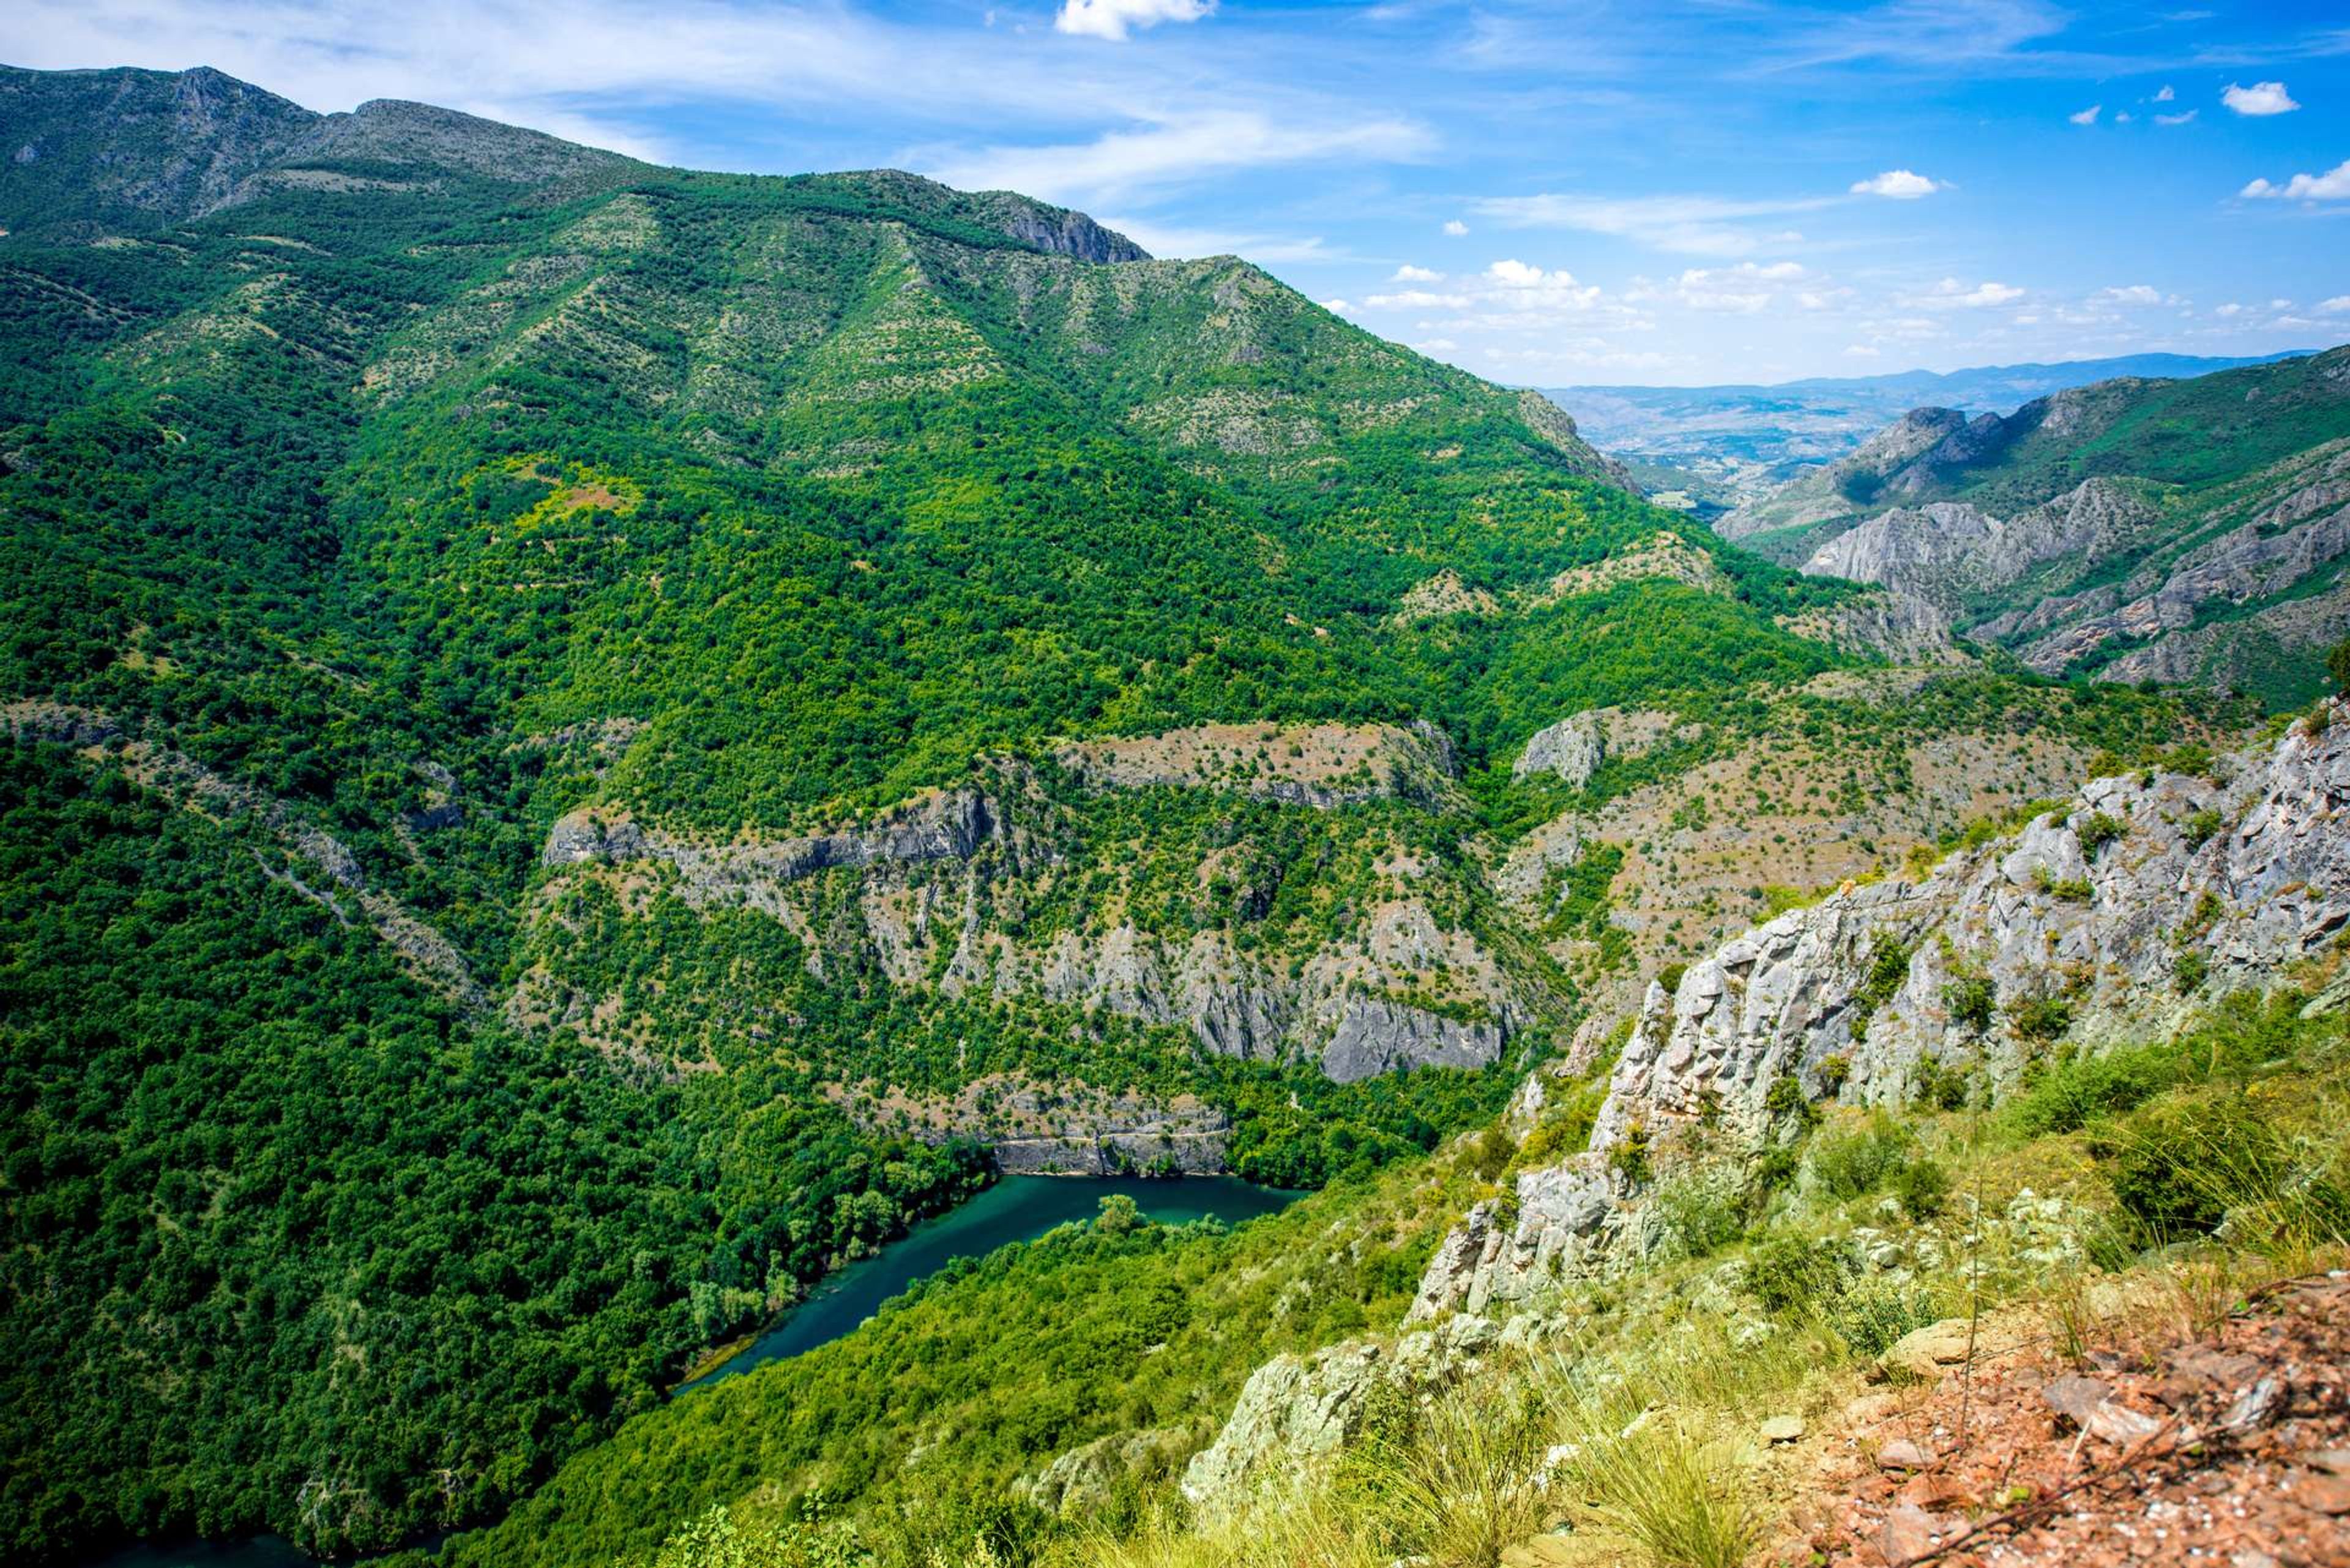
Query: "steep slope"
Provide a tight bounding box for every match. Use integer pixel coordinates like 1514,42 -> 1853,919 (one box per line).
1717,349 -> 2350,703
0,62 -> 2264,1565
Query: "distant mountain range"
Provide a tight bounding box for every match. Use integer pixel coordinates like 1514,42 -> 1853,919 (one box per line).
1540,352 -> 2316,510
1714,348 -> 2350,702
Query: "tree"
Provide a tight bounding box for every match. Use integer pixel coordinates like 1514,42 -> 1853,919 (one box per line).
2329,636 -> 2350,697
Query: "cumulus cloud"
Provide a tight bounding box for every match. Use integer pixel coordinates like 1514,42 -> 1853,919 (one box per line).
1850,168 -> 1941,199
1390,264 -> 1444,282
2222,81 -> 2299,117
1442,220 -> 1469,236
2069,105 -> 2101,125
2215,302 -> 2247,318
2240,160 -> 2350,202
2321,296 -> 2350,316
1914,277 -> 2025,309
1321,299 -> 1353,313
2154,84 -> 2176,103
2100,285 -> 2170,306
1365,288 -> 1470,308
1054,0 -> 1215,41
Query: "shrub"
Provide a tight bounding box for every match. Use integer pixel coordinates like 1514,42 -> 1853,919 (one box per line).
2006,995 -> 2074,1042
1651,1170 -> 1746,1260
1909,1056 -> 1972,1111
2007,1044 -> 2176,1136
1823,1275 -> 1945,1359
1808,1115 -> 1911,1200
2173,950 -> 2208,995
2182,808 -> 2223,849
2329,635 -> 2350,696
1891,1157 -> 1950,1221
1943,974 -> 1994,1033
1744,1234 -> 1854,1315
2097,1094 -> 2291,1242
2075,812 -> 2128,857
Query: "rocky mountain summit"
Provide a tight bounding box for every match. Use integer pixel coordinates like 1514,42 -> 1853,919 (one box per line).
1717,349 -> 2350,704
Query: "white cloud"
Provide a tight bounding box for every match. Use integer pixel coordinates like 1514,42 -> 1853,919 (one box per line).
2100,285 -> 2168,306
2320,296 -> 2350,316
1442,220 -> 1469,236
2222,81 -> 2299,117
1849,168 -> 1941,199
2155,110 -> 2198,126
2114,111 -> 2133,124
1054,0 -> 1214,41
2154,84 -> 2175,103
1913,277 -> 2025,309
1843,343 -> 1882,358
1390,264 -> 1444,282
1626,261 -> 1813,315
2240,160 -> 2350,202
1365,288 -> 1471,308
2068,104 -> 2101,125
1471,190 -> 1831,257
2215,302 -> 2247,318
925,110 -> 1430,206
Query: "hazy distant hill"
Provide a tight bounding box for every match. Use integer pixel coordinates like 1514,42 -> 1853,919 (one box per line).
1542,351 -> 2313,510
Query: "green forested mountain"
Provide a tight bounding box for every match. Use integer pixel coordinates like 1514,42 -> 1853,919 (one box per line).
0,64 -> 2253,1564
1716,350 -> 2350,703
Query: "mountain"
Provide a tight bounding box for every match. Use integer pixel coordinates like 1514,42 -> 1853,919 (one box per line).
0,64 -> 2283,1566
1540,351 -> 2313,511
1715,349 -> 2350,704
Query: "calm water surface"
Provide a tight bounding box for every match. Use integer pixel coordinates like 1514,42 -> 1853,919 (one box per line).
83,1174 -> 1300,1566
675,1173 -> 1300,1393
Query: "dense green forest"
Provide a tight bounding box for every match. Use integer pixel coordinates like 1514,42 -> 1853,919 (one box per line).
0,64 -> 2262,1564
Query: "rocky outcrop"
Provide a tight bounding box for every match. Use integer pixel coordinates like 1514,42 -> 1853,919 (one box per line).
1180,1313 -> 1505,1518
542,787 -> 1005,884
1512,705 -> 1696,786
526,758 -> 1528,1081
1537,532 -> 1730,602
1054,722 -> 1458,809
1412,700 -> 2350,1318
1775,588 -> 1956,663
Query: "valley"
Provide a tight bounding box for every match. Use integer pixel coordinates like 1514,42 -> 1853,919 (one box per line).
0,49 -> 2344,1568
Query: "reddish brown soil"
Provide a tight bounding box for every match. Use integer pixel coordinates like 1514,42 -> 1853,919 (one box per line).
1796,1274 -> 2350,1567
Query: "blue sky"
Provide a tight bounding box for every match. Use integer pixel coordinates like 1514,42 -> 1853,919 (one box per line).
7,0 -> 2348,384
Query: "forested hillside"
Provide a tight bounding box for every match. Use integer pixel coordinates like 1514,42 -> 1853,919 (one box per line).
0,64 -> 2256,1562
1717,350 -> 2350,703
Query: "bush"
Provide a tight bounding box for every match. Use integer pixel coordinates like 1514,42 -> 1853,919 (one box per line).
1891,1157 -> 1950,1221
1652,1171 -> 1745,1260
2075,812 -> 2128,857
2182,808 -> 2223,849
1743,1234 -> 1854,1315
2006,995 -> 2075,1042
1943,974 -> 1995,1033
2007,1045 -> 2176,1136
1823,1275 -> 1944,1359
2329,635 -> 2350,696
1807,1115 -> 1910,1200
2095,1091 -> 2350,1254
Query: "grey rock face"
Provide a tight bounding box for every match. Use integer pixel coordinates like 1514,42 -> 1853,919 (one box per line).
1515,712 -> 1605,786
1414,700 -> 2350,1316
1319,996 -> 1505,1082
1180,1314 -> 1501,1518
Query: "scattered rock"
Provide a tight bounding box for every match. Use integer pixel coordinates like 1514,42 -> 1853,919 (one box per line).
1879,1501 -> 1955,1564
2296,1473 -> 2350,1516
1760,1414 -> 1805,1444
1878,1320 -> 1979,1383
1877,1438 -> 1933,1471
2223,1376 -> 2285,1432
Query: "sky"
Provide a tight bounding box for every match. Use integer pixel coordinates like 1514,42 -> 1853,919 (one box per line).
6,0 -> 2349,386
